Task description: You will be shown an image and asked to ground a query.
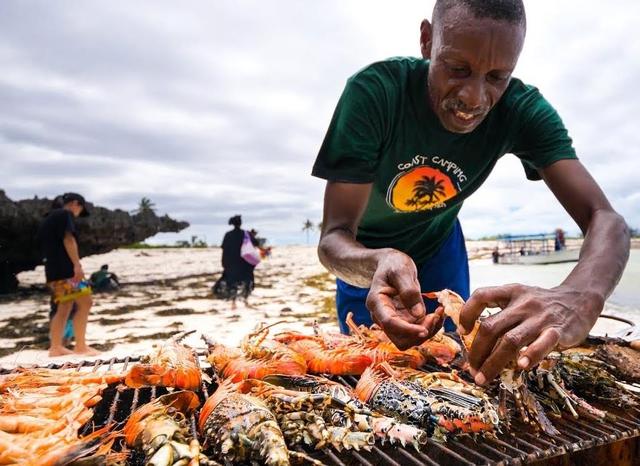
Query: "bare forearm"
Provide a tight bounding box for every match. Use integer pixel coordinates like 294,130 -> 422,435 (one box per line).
63,235 -> 81,266
562,209 -> 630,307
318,229 -> 392,288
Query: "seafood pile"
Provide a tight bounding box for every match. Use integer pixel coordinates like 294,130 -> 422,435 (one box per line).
1,289 -> 639,465
0,367 -> 125,465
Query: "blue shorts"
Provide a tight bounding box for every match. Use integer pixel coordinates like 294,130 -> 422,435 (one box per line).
63,319 -> 74,340
336,220 -> 470,334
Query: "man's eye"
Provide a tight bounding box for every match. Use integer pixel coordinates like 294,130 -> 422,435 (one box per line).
488,73 -> 509,84
448,66 -> 469,77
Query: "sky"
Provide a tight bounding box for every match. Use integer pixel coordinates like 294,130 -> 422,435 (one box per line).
1,1 -> 638,245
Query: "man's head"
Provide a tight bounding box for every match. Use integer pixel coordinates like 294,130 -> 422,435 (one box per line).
229,215 -> 242,228
420,0 -> 526,133
62,192 -> 90,218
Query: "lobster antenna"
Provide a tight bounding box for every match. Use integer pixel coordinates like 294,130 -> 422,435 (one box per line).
170,329 -> 197,343
346,312 -> 365,340
201,334 -> 217,348
257,320 -> 289,332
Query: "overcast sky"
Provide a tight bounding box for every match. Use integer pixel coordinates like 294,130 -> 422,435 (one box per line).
1,1 -> 638,245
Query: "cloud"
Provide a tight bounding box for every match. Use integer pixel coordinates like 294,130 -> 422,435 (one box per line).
1,0 -> 638,247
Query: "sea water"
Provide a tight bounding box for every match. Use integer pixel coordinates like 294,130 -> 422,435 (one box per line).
469,249 -> 640,330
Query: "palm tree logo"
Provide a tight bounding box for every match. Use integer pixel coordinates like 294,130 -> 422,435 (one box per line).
406,176 -> 446,209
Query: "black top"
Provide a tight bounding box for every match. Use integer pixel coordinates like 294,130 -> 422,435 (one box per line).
221,227 -> 258,283
37,209 -> 76,282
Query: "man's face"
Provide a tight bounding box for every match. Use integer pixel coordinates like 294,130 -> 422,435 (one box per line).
422,6 -> 525,133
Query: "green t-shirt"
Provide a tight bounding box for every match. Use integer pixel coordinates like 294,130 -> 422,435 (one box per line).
312,57 -> 577,265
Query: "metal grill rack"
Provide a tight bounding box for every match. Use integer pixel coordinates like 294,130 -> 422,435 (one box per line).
2,354 -> 639,465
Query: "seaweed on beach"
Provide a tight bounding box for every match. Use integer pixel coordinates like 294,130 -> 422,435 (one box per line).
0,318 -> 53,357
155,307 -> 198,316
0,314 -> 48,339
302,272 -> 333,291
93,317 -> 129,326
97,299 -> 175,315
120,331 -> 180,344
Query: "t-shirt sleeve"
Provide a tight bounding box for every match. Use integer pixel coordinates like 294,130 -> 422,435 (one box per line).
510,88 -> 577,181
52,210 -> 76,239
62,211 -> 76,237
312,69 -> 387,183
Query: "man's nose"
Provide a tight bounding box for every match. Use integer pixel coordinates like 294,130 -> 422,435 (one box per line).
458,77 -> 488,110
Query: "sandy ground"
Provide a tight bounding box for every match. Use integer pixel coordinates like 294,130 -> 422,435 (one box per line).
0,246 -> 336,368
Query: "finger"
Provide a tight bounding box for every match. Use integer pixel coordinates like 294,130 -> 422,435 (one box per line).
467,310 -> 522,371
388,273 -> 425,320
369,302 -> 429,349
459,285 -> 518,335
474,324 -> 538,385
517,327 -> 561,370
423,306 -> 445,337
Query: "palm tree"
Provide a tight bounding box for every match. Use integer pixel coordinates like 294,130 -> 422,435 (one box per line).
135,197 -> 156,214
317,221 -> 323,232
408,176 -> 446,209
302,219 -> 314,244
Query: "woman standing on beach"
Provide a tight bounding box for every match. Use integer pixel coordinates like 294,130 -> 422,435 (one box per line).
220,215 -> 258,309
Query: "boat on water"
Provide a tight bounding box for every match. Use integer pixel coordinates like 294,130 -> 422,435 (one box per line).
494,232 -> 580,265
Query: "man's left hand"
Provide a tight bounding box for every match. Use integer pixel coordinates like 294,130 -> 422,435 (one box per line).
459,283 -> 604,385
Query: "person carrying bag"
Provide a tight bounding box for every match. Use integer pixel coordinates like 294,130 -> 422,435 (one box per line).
217,215 -> 259,309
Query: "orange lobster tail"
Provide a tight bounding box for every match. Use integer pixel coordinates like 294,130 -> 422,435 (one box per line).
124,365 -> 157,388
198,379 -> 239,432
125,363 -> 201,390
368,343 -> 426,368
125,391 -> 200,446
354,363 -> 393,403
437,416 -> 494,434
123,401 -> 158,445
220,355 -> 307,382
308,349 -> 372,375
173,369 -> 202,391
288,339 -> 373,375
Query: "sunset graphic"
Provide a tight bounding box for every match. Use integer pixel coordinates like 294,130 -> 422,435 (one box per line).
387,166 -> 458,212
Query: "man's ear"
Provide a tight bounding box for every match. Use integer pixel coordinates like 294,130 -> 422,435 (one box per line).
420,19 -> 433,59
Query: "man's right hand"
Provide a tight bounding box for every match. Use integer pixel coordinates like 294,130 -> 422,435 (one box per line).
365,250 -> 444,349
73,263 -> 85,282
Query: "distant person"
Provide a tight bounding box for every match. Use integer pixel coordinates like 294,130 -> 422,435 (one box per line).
492,247 -> 500,264
90,264 -> 120,292
554,228 -> 566,251
37,192 -> 100,356
219,215 -> 259,309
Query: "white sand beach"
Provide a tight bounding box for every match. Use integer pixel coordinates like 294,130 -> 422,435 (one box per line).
1,243 -> 639,369
0,246 -> 336,368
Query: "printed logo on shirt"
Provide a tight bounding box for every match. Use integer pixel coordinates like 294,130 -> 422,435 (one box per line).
386,155 -> 467,213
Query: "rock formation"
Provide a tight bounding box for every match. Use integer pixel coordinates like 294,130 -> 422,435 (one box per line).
0,190 -> 189,293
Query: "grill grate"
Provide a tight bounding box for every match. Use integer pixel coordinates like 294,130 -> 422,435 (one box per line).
3,354 -> 639,465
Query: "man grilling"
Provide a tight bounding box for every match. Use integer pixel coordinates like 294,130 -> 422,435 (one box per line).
313,0 -> 629,386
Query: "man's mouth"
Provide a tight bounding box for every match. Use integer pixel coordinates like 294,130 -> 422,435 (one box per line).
453,109 -> 477,121
441,100 -> 485,126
